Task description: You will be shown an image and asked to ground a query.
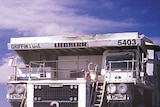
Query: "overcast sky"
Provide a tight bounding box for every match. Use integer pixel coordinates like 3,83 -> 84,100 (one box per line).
0,0 -> 160,106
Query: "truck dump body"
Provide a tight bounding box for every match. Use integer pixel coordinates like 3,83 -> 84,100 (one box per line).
8,32 -> 142,64
6,32 -> 160,107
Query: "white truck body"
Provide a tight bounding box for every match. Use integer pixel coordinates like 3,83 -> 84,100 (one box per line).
6,32 -> 160,107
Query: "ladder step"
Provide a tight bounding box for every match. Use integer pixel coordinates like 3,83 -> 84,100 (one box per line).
96,95 -> 102,98
97,90 -> 103,93
97,87 -> 102,90
96,99 -> 101,102
97,85 -> 102,87
94,104 -> 100,107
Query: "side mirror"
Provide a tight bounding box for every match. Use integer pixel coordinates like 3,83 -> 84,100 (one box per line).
142,53 -> 148,64
8,56 -> 15,66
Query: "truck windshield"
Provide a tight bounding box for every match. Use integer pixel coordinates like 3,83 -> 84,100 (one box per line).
106,53 -> 135,71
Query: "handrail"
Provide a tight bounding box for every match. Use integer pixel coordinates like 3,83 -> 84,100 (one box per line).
105,60 -> 138,81
99,75 -> 107,106
13,60 -> 101,81
20,88 -> 27,107
107,60 -> 138,72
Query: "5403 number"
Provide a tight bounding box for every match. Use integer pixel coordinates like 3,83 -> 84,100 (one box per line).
118,39 -> 137,46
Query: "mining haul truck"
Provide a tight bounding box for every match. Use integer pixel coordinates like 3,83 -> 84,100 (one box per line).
6,32 -> 160,107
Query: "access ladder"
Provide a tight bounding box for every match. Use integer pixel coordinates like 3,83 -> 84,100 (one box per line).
93,80 -> 106,107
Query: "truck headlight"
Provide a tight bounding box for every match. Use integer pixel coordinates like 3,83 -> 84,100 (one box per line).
15,84 -> 26,94
7,84 -> 15,94
117,84 -> 128,94
107,84 -> 116,93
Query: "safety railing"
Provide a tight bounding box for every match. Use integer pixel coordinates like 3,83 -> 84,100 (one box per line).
9,59 -> 100,81
106,60 -> 138,81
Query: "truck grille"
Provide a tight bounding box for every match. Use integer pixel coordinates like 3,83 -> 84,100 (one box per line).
34,85 -> 78,107
34,102 -> 77,107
